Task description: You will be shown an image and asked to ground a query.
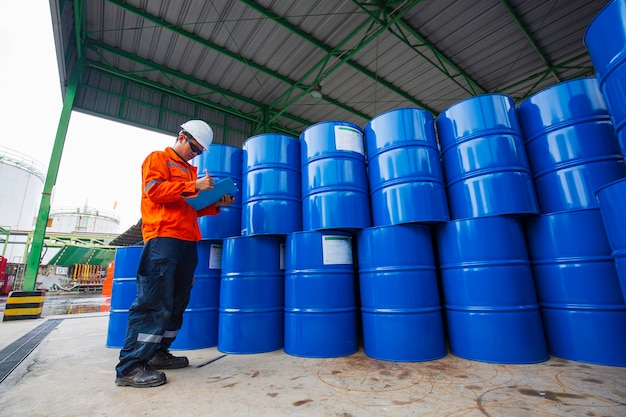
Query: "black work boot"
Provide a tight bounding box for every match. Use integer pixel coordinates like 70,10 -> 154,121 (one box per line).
148,349 -> 189,369
115,362 -> 166,388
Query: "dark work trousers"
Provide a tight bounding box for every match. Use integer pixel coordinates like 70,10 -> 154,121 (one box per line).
116,237 -> 198,376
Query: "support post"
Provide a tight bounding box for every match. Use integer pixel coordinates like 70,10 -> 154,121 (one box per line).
23,66 -> 81,291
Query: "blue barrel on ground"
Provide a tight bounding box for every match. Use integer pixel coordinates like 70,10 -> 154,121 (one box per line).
218,235 -> 284,353
300,121 -> 371,231
284,230 -> 358,358
524,208 -> 626,366
517,77 -> 626,213
241,134 -> 301,236
436,94 -> 539,220
584,0 -> 626,156
364,108 -> 449,226
106,246 -> 142,348
171,240 -> 222,350
357,224 -> 446,362
596,177 -> 626,302
193,144 -> 243,239
436,216 -> 548,364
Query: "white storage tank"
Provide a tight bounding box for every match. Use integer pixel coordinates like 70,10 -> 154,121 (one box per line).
0,146 -> 45,230
48,205 -> 120,234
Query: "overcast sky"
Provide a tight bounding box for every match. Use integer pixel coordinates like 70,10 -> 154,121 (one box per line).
0,1 -> 174,232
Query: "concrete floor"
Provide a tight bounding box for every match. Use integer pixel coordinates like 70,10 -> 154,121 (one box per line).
0,294 -> 624,417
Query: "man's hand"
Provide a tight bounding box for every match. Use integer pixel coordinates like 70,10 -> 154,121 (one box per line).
215,194 -> 235,207
195,169 -> 215,191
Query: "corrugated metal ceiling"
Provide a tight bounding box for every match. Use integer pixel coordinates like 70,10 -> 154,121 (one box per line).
49,0 -> 608,146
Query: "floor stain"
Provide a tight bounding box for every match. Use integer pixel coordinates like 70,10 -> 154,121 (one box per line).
518,388 -> 586,402
581,378 -> 603,384
293,399 -> 313,406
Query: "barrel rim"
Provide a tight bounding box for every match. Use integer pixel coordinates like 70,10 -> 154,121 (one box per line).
435,93 -> 515,121
525,206 -> 601,220
435,214 -> 521,229
357,222 -> 431,236
516,76 -> 600,109
300,120 -> 363,135
364,107 -> 435,128
595,176 -> 626,197
243,132 -> 298,147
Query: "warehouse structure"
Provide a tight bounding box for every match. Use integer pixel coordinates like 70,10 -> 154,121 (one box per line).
29,0 -> 607,288
2,1 -> 624,415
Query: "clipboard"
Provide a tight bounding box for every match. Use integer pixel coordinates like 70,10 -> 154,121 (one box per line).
185,177 -> 238,210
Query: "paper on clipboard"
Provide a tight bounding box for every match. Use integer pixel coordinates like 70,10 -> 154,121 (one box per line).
185,177 -> 238,210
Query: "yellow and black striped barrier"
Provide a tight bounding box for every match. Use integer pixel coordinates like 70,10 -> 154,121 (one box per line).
3,291 -> 45,321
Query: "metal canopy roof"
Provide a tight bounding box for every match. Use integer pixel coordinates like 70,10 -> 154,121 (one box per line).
49,0 -> 607,148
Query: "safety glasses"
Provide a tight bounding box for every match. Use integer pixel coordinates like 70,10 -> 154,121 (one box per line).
185,136 -> 204,155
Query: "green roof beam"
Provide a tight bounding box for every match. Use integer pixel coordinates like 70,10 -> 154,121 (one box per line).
262,0 -> 429,126
105,0 -> 368,122
86,41 -> 313,130
501,0 -> 560,84
240,0 -> 434,113
354,0 -> 487,96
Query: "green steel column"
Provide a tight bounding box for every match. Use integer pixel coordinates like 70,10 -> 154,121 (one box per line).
23,68 -> 81,290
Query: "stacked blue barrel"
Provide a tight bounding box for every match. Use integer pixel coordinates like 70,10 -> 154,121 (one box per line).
364,108 -> 449,226
518,77 -> 626,366
171,240 -> 223,350
284,230 -> 357,358
218,235 -> 285,354
358,108 -> 448,362
585,0 -> 626,354
216,134 -> 299,354
585,0 -> 626,157
106,245 -> 143,348
194,144 -> 243,239
300,121 -> 371,231
241,134 -> 301,236
436,94 -> 548,364
186,144 -> 245,350
596,179 -> 626,303
283,121 -> 370,358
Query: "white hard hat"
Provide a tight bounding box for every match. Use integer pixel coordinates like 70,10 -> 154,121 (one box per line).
180,120 -> 213,150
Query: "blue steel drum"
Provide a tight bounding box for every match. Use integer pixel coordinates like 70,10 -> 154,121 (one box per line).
300,121 -> 371,231
241,134 -> 301,236
106,246 -> 142,348
171,240 -> 222,350
435,216 -> 548,364
596,177 -> 626,302
364,108 -> 449,226
284,230 -> 358,358
517,78 -> 626,213
436,94 -> 539,220
194,145 -> 243,239
584,0 -> 626,156
357,224 -> 446,362
524,208 -> 626,366
218,235 -> 284,353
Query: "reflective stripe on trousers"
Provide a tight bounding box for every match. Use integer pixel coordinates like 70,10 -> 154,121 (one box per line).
116,237 -> 197,376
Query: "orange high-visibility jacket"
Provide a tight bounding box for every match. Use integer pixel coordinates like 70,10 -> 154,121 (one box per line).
141,147 -> 219,243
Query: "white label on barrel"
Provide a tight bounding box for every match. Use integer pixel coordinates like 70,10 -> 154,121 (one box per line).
334,125 -> 364,155
322,236 -> 353,265
209,244 -> 223,269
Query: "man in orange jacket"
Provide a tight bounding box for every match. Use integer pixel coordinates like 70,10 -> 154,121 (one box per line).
115,120 -> 234,388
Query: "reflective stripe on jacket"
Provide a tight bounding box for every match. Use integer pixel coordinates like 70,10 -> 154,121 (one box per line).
141,147 -> 218,242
